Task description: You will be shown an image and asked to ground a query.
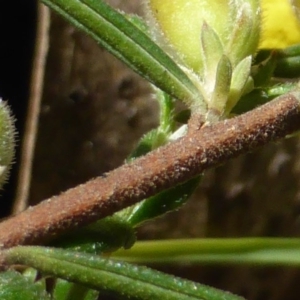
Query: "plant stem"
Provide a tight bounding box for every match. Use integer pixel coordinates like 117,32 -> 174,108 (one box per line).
0,92 -> 300,262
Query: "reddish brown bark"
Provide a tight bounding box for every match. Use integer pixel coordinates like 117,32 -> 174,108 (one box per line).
0,93 -> 299,252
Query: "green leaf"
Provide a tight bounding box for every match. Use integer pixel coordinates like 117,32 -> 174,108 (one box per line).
119,176 -> 201,227
0,270 -> 50,300
126,129 -> 158,161
232,82 -> 298,114
127,90 -> 175,161
41,0 -> 204,108
274,56 -> 300,78
113,238 -> 300,266
6,246 -> 244,300
252,50 -> 277,86
268,44 -> 300,78
50,216 -> 136,254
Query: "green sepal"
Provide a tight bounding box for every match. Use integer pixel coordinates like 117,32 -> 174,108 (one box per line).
226,3 -> 255,67
209,55 -> 232,119
226,56 -> 252,114
200,22 -> 224,83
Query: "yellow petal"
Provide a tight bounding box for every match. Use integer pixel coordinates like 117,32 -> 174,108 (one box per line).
147,0 -> 231,73
260,0 -> 300,48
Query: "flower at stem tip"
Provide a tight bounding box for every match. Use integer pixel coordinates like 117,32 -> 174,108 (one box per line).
145,0 -> 261,121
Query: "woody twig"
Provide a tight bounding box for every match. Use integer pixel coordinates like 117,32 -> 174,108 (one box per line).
0,92 -> 299,255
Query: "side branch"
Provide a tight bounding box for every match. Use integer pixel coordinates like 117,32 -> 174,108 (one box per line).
0,92 -> 300,250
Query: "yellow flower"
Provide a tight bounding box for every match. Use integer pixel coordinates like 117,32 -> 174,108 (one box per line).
146,0 -> 260,118
260,0 -> 300,48
145,0 -> 300,116
146,0 -> 260,74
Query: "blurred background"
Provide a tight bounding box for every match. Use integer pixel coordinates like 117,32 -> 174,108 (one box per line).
1,1 -> 300,299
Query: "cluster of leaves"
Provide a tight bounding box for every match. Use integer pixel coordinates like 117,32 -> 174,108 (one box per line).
2,0 -> 300,299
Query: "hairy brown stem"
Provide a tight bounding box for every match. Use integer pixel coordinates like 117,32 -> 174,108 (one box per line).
0,92 -> 300,250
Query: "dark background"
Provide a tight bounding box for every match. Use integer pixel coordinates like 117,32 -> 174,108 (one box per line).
0,1 -> 36,216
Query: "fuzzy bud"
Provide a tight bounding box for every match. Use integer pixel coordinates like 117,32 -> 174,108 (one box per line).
0,100 -> 16,188
146,0 -> 260,119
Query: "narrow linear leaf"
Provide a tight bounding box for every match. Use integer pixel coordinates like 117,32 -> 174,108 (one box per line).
41,0 -> 204,108
6,246 -> 244,300
113,238 -> 300,266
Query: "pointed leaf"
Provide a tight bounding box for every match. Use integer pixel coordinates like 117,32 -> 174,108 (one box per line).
226,3 -> 255,66
209,55 -> 232,119
226,56 -> 252,113
200,22 -> 224,83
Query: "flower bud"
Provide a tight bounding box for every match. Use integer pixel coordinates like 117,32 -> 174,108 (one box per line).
146,0 -> 260,73
0,100 -> 16,188
146,0 -> 260,119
